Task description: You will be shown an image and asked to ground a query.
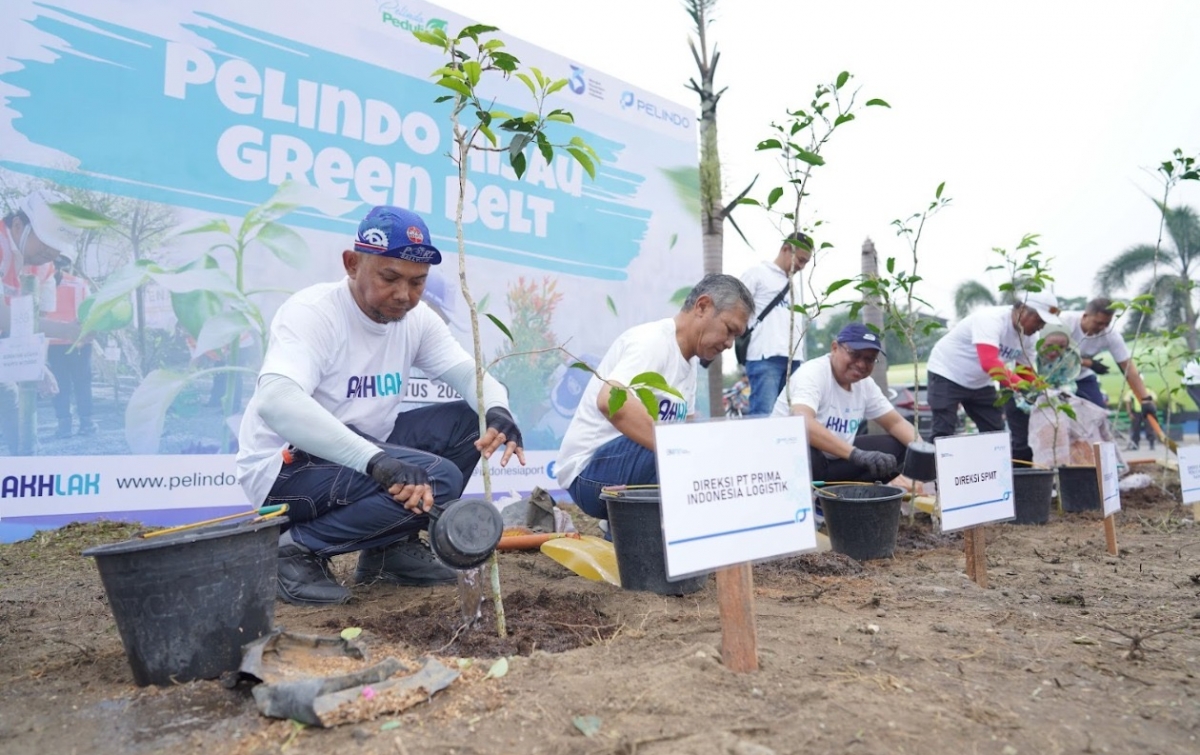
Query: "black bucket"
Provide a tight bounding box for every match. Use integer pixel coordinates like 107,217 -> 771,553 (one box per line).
83,517 -> 281,686
1011,468 -> 1055,524
429,498 -> 503,569
1058,465 -> 1101,512
814,484 -> 904,561
901,441 -> 937,482
601,486 -> 708,596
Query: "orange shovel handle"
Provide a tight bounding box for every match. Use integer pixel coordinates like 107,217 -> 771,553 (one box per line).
497,532 -> 580,551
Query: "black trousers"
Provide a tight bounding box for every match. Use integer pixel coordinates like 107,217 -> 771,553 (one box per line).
809,434 -> 908,484
927,372 -> 1031,463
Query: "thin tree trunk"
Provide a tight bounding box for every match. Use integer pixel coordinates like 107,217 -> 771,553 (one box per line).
860,238 -> 888,394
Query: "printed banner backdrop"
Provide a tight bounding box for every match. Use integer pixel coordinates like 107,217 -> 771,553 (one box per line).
0,0 -> 700,539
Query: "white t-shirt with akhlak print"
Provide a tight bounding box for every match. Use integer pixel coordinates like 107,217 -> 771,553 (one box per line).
237,278 -> 469,505
772,354 -> 893,454
926,306 -> 1037,390
555,318 -> 696,489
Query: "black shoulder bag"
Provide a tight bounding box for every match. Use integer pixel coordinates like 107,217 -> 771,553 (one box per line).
734,282 -> 791,366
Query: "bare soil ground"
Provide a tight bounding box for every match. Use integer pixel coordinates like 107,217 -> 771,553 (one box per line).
1,463 -> 1198,755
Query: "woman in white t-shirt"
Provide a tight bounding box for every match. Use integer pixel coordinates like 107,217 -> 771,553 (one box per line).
773,323 -> 918,483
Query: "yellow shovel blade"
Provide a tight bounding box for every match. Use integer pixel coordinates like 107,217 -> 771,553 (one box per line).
540,535 -> 621,586
912,495 -> 938,515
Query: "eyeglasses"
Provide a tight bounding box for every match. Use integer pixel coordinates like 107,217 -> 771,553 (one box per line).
840,347 -> 880,366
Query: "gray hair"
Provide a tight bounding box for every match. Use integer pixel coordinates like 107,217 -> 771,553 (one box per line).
682,273 -> 755,316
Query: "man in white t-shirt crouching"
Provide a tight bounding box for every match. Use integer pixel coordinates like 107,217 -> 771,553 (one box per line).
773,323 -> 918,483
555,274 -> 754,521
236,206 -> 524,606
925,291 -> 1060,463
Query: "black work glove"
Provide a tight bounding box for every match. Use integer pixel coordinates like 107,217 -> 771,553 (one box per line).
1089,357 -> 1110,375
849,447 -> 899,481
366,451 -> 429,490
485,406 -> 523,448
1140,398 -> 1157,418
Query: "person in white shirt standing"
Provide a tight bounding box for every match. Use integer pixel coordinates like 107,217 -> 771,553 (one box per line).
555,274 -> 754,521
236,206 -> 524,606
739,232 -> 813,415
925,291 -> 1061,463
1059,297 -> 1156,417
1184,359 -> 1200,422
773,323 -> 918,482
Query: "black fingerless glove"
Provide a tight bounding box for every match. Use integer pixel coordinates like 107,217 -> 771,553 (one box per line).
1089,357 -> 1110,375
485,406 -> 523,448
366,452 -> 428,489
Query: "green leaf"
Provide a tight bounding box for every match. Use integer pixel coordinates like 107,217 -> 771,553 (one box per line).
515,72 -> 537,96
565,148 -> 596,180
340,627 -> 363,641
457,23 -> 499,40
935,181 -> 945,199
668,285 -> 691,307
573,715 -> 602,738
479,123 -> 498,147
824,279 -> 853,296
481,39 -> 505,51
630,371 -> 684,400
176,218 -> 232,237
607,387 -> 628,416
413,29 -> 446,47
886,257 -> 895,274
535,132 -> 554,167
634,387 -> 660,419
668,233 -> 678,250
835,71 -> 850,89
833,113 -> 855,127
546,112 -> 574,123
796,149 -> 825,167
767,187 -> 784,207
484,657 -> 509,680
124,369 -> 195,454
436,77 -> 472,98
510,151 -> 527,179
606,295 -> 618,316
462,60 -> 482,86
48,201 -> 112,230
546,78 -> 569,96
255,221 -> 309,268
77,293 -> 133,338
486,313 -> 514,343
193,311 -> 252,356
865,98 -> 891,108
148,266 -> 238,295
756,138 -> 782,151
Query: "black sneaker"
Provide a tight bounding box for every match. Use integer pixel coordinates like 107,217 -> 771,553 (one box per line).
277,531 -> 350,606
354,535 -> 458,586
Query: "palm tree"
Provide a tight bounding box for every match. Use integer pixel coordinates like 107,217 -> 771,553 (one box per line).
953,280 -> 998,319
1096,203 -> 1200,350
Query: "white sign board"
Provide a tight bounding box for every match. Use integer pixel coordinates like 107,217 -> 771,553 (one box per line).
0,335 -> 47,382
656,416 -> 816,578
1096,441 -> 1121,517
1177,446 -> 1200,506
934,431 -> 1015,533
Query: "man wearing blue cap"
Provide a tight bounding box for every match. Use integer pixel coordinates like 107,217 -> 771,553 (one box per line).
237,206 -> 524,606
773,323 -> 918,483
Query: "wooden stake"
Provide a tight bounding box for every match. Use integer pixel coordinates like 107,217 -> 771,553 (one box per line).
715,563 -> 758,673
964,528 -> 984,585
1094,444 -> 1119,556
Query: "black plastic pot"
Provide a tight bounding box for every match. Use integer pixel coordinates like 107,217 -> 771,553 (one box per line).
1058,465 -> 1101,512
428,498 -> 503,569
1011,468 -> 1055,524
83,517 -> 280,686
601,485 -> 708,596
814,484 -> 904,561
901,441 -> 937,482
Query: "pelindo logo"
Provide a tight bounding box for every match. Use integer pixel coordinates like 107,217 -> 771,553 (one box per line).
568,66 -> 585,95
619,92 -> 691,129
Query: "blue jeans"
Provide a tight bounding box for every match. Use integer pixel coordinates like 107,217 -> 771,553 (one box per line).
568,435 -> 657,520
746,356 -> 802,416
266,401 -> 481,557
1074,374 -> 1106,408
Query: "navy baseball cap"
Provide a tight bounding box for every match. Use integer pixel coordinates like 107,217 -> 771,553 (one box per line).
354,206 -> 442,264
836,323 -> 887,356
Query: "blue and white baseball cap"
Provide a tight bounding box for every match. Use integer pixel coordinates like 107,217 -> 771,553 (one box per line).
353,206 -> 442,264
836,323 -> 887,356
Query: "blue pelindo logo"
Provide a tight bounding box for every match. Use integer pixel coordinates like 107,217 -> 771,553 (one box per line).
568,66 -> 586,95
619,91 -> 690,129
